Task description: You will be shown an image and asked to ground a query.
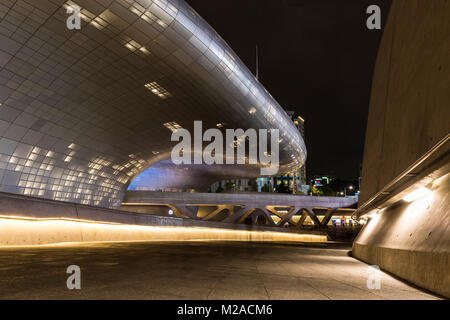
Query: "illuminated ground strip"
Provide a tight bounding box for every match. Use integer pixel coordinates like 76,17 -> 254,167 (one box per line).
0,215 -> 326,246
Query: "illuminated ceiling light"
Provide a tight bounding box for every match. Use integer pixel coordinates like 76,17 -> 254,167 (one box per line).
124,40 -> 150,55
130,6 -> 144,16
80,9 -> 95,23
145,82 -> 172,99
403,187 -> 432,203
79,12 -> 91,22
90,20 -> 102,29
141,11 -> 156,23
157,19 -> 167,28
216,123 -> 224,128
152,151 -> 160,155
63,1 -> 80,12
89,16 -> 108,30
139,46 -> 150,55
125,40 -> 140,52
168,4 -> 178,14
163,122 -> 182,133
141,15 -> 151,23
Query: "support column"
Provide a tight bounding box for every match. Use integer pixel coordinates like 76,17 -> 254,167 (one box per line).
304,208 -> 322,228
173,205 -> 199,220
320,208 -> 337,227
276,206 -> 298,227
222,205 -> 252,223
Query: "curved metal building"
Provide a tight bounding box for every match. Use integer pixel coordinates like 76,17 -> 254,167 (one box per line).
0,0 -> 306,208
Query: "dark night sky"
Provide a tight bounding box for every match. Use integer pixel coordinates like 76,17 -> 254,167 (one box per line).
185,0 -> 391,181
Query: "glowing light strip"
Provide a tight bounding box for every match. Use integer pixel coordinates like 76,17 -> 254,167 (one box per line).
0,215 -> 122,225
0,215 -> 326,247
121,202 -> 172,206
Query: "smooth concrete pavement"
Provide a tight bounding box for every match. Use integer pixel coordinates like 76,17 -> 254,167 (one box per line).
0,242 -> 439,300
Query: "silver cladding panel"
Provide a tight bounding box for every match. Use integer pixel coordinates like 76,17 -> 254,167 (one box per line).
0,0 -> 306,208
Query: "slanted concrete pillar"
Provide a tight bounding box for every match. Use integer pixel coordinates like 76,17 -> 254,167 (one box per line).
304,208 -> 323,228
295,208 -> 307,228
173,205 -> 199,220
222,204 -> 259,224
203,205 -> 233,221
320,208 -> 337,227
276,206 -> 298,227
251,214 -> 258,225
259,208 -> 277,226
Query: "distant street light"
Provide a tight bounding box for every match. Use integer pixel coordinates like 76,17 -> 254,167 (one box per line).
344,185 -> 354,197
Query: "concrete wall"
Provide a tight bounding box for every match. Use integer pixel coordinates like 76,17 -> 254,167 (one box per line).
354,172 -> 449,297
359,0 -> 450,205
0,192 -> 326,246
354,0 -> 450,298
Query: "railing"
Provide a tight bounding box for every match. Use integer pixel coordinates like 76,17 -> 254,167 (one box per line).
353,133 -> 450,219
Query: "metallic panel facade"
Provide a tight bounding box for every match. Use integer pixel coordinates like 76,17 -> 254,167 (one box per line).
0,0 -> 306,208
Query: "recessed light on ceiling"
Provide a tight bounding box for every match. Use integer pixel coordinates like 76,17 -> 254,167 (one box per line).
163,122 -> 182,133
123,40 -> 151,55
145,82 -> 172,99
139,47 -> 150,55
124,40 -> 140,52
